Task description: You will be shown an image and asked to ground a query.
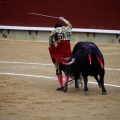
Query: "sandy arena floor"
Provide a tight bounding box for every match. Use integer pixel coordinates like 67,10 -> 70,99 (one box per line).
0,39 -> 120,120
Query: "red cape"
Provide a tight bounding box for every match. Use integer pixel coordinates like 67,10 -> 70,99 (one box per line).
48,40 -> 72,63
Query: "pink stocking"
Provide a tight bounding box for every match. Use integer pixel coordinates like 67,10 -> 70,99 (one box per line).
64,75 -> 69,83
57,74 -> 63,88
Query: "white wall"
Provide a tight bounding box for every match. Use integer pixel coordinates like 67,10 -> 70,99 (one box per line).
0,28 -> 120,43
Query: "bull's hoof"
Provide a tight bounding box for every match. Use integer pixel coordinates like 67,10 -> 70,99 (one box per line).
75,87 -> 79,90
99,84 -> 102,88
63,82 -> 68,92
84,91 -> 88,95
75,85 -> 79,89
102,92 -> 107,95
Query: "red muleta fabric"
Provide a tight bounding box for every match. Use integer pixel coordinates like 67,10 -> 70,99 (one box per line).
48,40 -> 72,64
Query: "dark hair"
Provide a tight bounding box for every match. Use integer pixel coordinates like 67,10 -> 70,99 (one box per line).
54,23 -> 63,28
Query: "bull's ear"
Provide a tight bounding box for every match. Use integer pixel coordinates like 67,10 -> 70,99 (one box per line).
62,58 -> 75,65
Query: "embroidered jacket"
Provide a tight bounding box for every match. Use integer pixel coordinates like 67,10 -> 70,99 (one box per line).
49,18 -> 72,46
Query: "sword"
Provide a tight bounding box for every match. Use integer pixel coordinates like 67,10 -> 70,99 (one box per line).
29,13 -> 59,19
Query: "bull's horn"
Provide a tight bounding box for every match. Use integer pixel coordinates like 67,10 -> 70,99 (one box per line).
61,57 -> 70,60
62,58 -> 75,65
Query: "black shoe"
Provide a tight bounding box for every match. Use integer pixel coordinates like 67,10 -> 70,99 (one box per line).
63,82 -> 68,92
56,87 -> 64,91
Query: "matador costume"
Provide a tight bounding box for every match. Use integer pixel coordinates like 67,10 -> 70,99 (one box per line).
48,17 -> 72,91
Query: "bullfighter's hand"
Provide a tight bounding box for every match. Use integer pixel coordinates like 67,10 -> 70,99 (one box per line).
58,17 -> 64,21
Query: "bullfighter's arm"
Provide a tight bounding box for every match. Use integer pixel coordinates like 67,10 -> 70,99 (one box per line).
49,30 -> 56,46
59,17 -> 72,30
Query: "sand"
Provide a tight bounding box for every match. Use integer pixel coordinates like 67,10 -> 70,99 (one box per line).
0,40 -> 120,120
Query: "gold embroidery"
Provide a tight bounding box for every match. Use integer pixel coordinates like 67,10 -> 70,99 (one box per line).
49,20 -> 72,46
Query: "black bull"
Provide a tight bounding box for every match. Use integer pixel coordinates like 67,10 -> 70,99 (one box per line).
64,42 -> 107,95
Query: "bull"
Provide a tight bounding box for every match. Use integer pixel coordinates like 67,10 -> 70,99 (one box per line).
63,42 -> 107,95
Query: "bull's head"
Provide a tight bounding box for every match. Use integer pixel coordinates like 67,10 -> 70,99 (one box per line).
62,57 -> 76,77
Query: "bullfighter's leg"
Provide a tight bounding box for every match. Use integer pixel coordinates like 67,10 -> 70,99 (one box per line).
56,74 -> 64,90
63,75 -> 69,92
62,65 -> 70,92
55,61 -> 64,91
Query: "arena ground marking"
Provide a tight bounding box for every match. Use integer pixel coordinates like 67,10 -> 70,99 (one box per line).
0,60 -> 120,71
0,61 -> 53,66
105,68 -> 120,71
0,72 -> 120,88
104,52 -> 120,55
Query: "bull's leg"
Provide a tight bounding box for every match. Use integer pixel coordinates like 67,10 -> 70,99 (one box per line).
82,75 -> 88,94
94,75 -> 102,88
74,76 -> 79,89
100,71 -> 107,95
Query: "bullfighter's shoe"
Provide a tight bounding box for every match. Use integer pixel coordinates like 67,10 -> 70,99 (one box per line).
56,87 -> 64,91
